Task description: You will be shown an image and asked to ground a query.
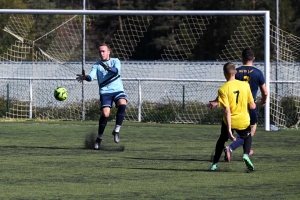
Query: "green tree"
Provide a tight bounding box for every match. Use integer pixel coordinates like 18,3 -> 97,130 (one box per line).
191,0 -> 246,60
86,0 -> 136,60
132,0 -> 192,60
290,0 -> 300,37
26,0 -> 56,39
254,0 -> 295,33
48,0 -> 82,9
0,0 -> 27,55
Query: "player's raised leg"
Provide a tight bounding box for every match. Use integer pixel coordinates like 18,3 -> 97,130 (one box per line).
112,97 -> 127,143
224,136 -> 244,161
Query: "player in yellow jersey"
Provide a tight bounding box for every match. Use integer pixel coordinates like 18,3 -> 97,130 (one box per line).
208,62 -> 256,172
209,48 -> 268,162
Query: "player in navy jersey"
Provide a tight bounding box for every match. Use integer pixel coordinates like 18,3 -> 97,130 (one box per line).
76,43 -> 127,150
209,48 -> 268,161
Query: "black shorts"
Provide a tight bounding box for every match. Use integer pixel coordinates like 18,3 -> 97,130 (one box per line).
221,121 -> 251,140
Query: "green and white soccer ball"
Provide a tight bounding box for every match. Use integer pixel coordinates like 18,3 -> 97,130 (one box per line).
54,87 -> 68,101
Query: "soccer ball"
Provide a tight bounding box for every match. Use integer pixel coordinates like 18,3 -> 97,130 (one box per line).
54,87 -> 68,101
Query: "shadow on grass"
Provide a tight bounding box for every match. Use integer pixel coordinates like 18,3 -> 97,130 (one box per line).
124,156 -> 210,162
125,167 -> 235,173
0,145 -> 125,152
84,132 -> 125,151
0,145 -> 79,150
0,132 -> 125,152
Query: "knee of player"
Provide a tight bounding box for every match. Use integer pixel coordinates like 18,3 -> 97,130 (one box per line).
117,104 -> 127,112
101,107 -> 111,117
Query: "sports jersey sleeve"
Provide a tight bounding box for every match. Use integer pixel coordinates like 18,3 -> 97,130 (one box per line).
86,63 -> 99,82
257,70 -> 266,86
113,58 -> 121,74
218,88 -> 229,109
98,58 -> 120,88
247,84 -> 254,103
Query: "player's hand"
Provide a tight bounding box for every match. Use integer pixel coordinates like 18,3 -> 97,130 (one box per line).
261,98 -> 266,106
76,69 -> 86,83
99,62 -> 111,71
228,131 -> 236,141
208,100 -> 218,109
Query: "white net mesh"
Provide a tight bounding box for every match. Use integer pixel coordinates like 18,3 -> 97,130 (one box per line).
3,14 -> 34,42
1,15 -> 84,120
0,13 -> 299,128
219,16 -> 264,61
111,16 -> 153,60
218,16 -> 300,128
161,16 -> 212,60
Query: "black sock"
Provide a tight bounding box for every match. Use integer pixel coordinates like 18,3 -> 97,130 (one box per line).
243,136 -> 252,155
98,115 -> 109,135
116,104 -> 126,126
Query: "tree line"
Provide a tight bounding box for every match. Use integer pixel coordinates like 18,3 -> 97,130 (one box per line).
0,0 -> 300,61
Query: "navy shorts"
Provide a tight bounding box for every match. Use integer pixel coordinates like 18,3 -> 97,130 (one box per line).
100,91 -> 127,109
249,107 -> 258,125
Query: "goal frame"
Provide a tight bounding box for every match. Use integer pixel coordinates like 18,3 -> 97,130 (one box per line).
0,9 -> 271,131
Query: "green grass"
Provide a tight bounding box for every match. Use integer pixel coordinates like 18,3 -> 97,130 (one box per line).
0,121 -> 299,200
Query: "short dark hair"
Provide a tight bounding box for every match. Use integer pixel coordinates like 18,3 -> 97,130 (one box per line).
223,62 -> 236,75
99,43 -> 111,51
242,47 -> 254,61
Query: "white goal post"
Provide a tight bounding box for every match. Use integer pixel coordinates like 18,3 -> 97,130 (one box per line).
0,9 -> 271,130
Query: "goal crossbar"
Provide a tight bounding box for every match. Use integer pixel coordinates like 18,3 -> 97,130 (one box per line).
0,9 -> 271,130
0,9 -> 270,16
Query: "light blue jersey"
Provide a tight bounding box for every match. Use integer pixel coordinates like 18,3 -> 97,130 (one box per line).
87,58 -> 124,94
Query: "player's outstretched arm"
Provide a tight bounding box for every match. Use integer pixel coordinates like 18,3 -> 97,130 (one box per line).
208,96 -> 218,109
224,106 -> 236,141
99,61 -> 118,74
76,69 -> 87,83
260,84 -> 268,106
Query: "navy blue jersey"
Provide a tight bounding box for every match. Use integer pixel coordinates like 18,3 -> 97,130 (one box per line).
235,66 -> 265,101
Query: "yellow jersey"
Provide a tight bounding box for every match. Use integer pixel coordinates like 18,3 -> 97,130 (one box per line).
218,80 -> 254,130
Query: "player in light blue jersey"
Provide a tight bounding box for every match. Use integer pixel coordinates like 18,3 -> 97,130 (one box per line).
76,43 -> 127,150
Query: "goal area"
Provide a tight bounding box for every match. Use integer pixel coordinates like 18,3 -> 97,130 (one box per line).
0,9 -> 299,130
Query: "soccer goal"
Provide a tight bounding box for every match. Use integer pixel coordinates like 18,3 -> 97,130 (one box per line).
0,9 -> 299,130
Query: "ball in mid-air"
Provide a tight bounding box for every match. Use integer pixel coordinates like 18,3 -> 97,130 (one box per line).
54,87 -> 68,101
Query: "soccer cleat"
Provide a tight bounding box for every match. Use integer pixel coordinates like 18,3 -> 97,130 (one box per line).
112,131 -> 120,143
249,149 -> 254,156
94,138 -> 102,150
208,163 -> 218,171
224,146 -> 232,162
243,154 -> 254,171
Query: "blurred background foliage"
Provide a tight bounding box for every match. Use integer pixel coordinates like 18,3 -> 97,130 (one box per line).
0,0 -> 299,61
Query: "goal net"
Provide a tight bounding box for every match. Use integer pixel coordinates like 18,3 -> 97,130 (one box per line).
0,10 -> 299,129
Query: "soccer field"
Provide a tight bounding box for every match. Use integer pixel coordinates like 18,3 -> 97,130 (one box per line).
0,121 -> 299,199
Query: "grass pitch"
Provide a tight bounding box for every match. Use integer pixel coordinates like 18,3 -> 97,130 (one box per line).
0,121 -> 299,199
